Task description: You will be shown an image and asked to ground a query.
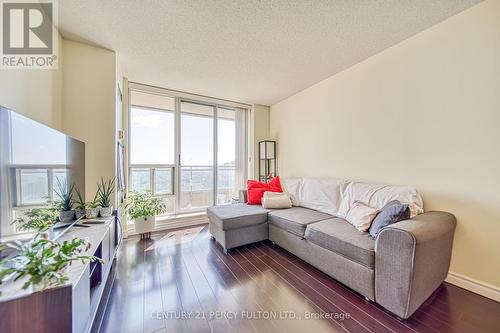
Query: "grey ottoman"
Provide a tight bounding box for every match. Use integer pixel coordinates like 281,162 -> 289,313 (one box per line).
207,203 -> 269,251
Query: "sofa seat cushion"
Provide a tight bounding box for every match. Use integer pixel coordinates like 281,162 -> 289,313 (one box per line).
207,204 -> 268,231
268,207 -> 333,237
305,218 -> 375,268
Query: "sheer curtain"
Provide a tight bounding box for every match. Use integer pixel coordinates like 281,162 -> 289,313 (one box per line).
234,107 -> 248,195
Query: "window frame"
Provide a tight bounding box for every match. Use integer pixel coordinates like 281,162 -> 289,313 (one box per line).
129,165 -> 175,196
126,82 -> 250,220
12,165 -> 69,207
128,102 -> 177,216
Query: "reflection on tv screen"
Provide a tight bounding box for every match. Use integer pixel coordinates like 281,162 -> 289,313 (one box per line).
0,106 -> 85,241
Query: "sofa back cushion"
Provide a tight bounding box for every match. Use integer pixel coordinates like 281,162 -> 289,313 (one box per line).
281,178 -> 346,216
338,181 -> 423,218
280,178 -> 302,206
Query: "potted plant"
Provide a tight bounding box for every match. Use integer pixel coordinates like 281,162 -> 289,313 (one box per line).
74,187 -> 86,220
97,177 -> 115,217
0,236 -> 102,292
85,192 -> 100,219
12,203 -> 59,238
125,191 -> 166,236
54,179 -> 75,222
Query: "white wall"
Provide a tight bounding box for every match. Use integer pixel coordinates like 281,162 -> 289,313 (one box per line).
62,40 -> 117,203
0,34 -> 64,130
270,0 -> 500,293
250,104 -> 270,179
0,36 -> 118,204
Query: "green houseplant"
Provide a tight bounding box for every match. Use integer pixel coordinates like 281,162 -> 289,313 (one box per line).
85,192 -> 100,219
74,187 -> 87,220
54,179 -> 75,222
126,191 -> 166,236
97,177 -> 115,217
12,203 -> 60,234
0,236 -> 102,291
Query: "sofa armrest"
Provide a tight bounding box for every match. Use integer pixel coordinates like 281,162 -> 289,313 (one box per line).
375,211 -> 456,319
239,189 -> 248,203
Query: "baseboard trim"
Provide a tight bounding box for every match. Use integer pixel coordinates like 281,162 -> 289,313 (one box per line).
446,271 -> 500,302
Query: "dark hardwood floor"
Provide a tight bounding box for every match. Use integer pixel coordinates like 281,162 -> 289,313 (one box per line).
98,224 -> 500,333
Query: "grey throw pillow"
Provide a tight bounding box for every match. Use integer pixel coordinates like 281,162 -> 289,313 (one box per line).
369,200 -> 410,239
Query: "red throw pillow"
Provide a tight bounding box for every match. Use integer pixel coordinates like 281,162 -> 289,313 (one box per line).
247,187 -> 267,205
247,176 -> 282,204
268,176 -> 282,191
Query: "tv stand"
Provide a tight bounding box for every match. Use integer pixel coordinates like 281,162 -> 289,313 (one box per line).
0,215 -> 122,333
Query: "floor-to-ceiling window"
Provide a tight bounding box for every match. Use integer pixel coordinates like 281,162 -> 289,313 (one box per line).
217,107 -> 246,205
180,101 -> 215,212
129,91 -> 176,214
128,84 -> 248,219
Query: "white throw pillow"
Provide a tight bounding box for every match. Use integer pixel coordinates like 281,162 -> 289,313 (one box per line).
261,191 -> 292,209
338,181 -> 424,218
345,201 -> 379,232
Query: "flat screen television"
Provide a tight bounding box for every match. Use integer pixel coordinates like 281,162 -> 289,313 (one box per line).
0,106 -> 85,242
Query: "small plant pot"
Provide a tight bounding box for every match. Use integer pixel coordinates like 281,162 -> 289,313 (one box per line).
59,210 -> 75,222
85,208 -> 99,219
99,206 -> 113,217
75,209 -> 86,220
133,216 -> 156,234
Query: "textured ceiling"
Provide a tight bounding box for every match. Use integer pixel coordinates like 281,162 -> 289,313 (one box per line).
58,0 -> 482,105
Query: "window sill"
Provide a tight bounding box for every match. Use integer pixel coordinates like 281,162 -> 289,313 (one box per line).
125,211 -> 208,236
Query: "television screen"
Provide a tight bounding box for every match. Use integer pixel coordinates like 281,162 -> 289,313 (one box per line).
0,106 -> 85,242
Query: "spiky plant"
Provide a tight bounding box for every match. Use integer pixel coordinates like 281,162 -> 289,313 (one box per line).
74,187 -> 86,210
97,177 -> 115,208
86,192 -> 100,209
54,179 -> 74,212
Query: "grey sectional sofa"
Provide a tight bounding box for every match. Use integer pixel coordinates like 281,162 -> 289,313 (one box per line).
207,186 -> 456,320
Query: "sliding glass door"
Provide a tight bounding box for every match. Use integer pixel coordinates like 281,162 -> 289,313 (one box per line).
129,91 -> 176,214
217,107 -> 245,205
179,101 -> 215,212
128,86 -> 248,217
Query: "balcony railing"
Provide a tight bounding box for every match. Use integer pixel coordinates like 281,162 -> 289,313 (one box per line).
129,164 -> 238,213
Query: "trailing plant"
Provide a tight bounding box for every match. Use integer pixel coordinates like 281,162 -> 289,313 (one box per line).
54,179 -> 74,212
74,187 -> 86,210
0,236 -> 102,291
12,203 -> 60,232
126,191 -> 167,220
97,177 -> 115,208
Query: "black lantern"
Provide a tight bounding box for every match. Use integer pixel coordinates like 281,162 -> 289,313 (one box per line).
258,140 -> 277,182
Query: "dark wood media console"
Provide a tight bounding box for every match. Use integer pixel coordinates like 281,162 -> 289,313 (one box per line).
0,215 -> 122,333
